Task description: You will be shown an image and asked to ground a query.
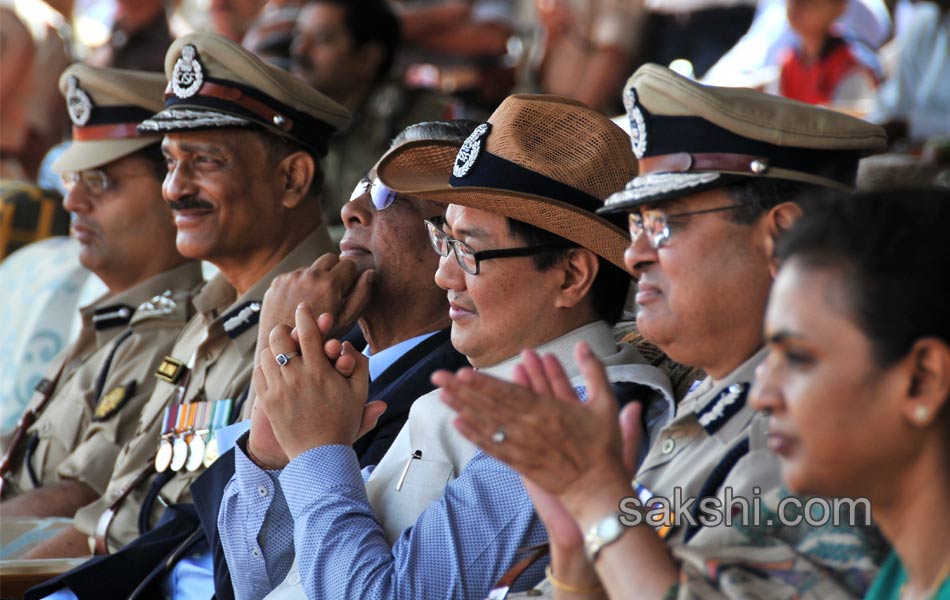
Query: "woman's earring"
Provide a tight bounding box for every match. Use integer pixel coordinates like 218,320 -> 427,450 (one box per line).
913,404 -> 930,424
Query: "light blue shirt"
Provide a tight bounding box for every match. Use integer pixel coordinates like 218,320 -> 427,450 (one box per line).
157,330 -> 442,599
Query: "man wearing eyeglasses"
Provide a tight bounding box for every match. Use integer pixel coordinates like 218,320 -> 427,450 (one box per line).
0,65 -> 204,527
217,94 -> 677,599
438,65 -> 893,598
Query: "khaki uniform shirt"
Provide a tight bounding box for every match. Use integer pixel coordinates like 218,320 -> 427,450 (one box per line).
1,261 -> 203,498
73,229 -> 335,551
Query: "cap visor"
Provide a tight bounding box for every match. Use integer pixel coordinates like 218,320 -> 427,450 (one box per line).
598,172 -> 741,213
51,137 -> 161,174
138,107 -> 251,134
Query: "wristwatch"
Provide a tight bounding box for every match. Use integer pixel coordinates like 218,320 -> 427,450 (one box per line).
584,512 -> 626,562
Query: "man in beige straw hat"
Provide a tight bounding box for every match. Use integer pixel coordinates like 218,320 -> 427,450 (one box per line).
21,32 -> 357,561
0,64 -> 203,524
216,94 -> 676,598
439,64 -> 891,598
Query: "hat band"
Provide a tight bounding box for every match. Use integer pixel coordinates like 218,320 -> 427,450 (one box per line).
449,150 -> 603,215
162,76 -> 333,156
639,152 -> 769,176
73,123 -> 146,142
164,80 -> 292,132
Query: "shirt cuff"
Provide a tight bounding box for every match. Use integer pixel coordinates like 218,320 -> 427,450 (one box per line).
280,445 -> 365,514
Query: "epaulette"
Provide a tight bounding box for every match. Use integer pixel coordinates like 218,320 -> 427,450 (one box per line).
92,304 -> 135,330
222,301 -> 261,339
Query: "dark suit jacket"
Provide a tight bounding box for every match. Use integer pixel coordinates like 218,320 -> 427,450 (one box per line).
27,327 -> 466,600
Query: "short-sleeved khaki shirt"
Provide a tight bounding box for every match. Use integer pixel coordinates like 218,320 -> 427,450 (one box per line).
1,261 -> 203,499
74,229 -> 334,551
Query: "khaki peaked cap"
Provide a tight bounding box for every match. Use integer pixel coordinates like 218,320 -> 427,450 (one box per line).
138,33 -> 350,157
52,64 -> 167,174
601,64 -> 888,212
376,94 -> 636,270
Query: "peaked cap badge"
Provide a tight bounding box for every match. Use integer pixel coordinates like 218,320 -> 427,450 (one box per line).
453,123 -> 491,178
172,44 -> 204,99
66,76 -> 94,127
624,87 -> 647,159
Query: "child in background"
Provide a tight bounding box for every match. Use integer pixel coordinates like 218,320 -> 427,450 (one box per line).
779,0 -> 880,106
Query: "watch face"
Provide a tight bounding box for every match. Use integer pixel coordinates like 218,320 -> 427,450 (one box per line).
598,515 -> 623,540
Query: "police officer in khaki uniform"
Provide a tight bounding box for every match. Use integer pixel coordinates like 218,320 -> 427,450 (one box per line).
20,32 -> 352,559
0,65 -> 203,523
438,65 -> 892,599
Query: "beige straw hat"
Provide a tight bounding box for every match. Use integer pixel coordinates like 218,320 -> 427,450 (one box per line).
376,94 -> 636,269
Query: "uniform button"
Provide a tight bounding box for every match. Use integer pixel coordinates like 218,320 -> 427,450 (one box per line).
252,548 -> 261,558
42,422 -> 51,432
289,571 -> 301,585
258,486 -> 268,497
662,439 -> 675,454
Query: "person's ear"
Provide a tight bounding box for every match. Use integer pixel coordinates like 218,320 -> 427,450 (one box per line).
763,201 -> 803,278
554,248 -> 598,310
901,338 -> 950,428
278,151 -> 315,209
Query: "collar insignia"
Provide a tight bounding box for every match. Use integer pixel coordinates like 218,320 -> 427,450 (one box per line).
138,290 -> 178,317
222,301 -> 261,339
66,76 -> 94,127
696,382 -> 749,435
94,381 -> 136,421
624,87 -> 647,159
172,44 -> 204,99
92,304 -> 134,330
453,123 -> 491,178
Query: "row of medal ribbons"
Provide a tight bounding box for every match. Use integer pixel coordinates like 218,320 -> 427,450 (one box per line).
155,398 -> 233,473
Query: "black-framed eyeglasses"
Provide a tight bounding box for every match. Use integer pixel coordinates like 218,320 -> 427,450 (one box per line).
629,205 -> 742,249
350,177 -> 398,211
425,218 -> 568,275
61,170 -> 112,196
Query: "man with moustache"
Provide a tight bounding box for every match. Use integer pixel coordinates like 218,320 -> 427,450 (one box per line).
20,32 -> 351,562
0,64 -> 203,524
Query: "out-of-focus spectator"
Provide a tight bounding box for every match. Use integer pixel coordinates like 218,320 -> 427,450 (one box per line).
639,0 -> 757,79
86,0 -> 171,71
778,0 -> 879,105
241,0 -> 304,70
704,0 -> 891,87
291,0 -> 455,233
393,0 -> 517,113
208,0 -> 265,42
0,7 -> 36,180
868,0 -> 950,143
533,0 -> 643,114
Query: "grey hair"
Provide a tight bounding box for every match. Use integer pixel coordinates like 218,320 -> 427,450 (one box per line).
391,120 -> 480,147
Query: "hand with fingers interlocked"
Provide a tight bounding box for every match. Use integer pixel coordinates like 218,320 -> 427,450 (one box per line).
251,305 -> 386,464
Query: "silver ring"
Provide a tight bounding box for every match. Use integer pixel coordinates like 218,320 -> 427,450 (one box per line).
491,426 -> 506,444
275,352 -> 300,367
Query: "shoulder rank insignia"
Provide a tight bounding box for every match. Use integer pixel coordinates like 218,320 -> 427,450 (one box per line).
155,356 -> 186,384
137,290 -> 178,318
92,304 -> 135,330
696,382 -> 750,435
222,301 -> 261,339
94,381 -> 137,421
